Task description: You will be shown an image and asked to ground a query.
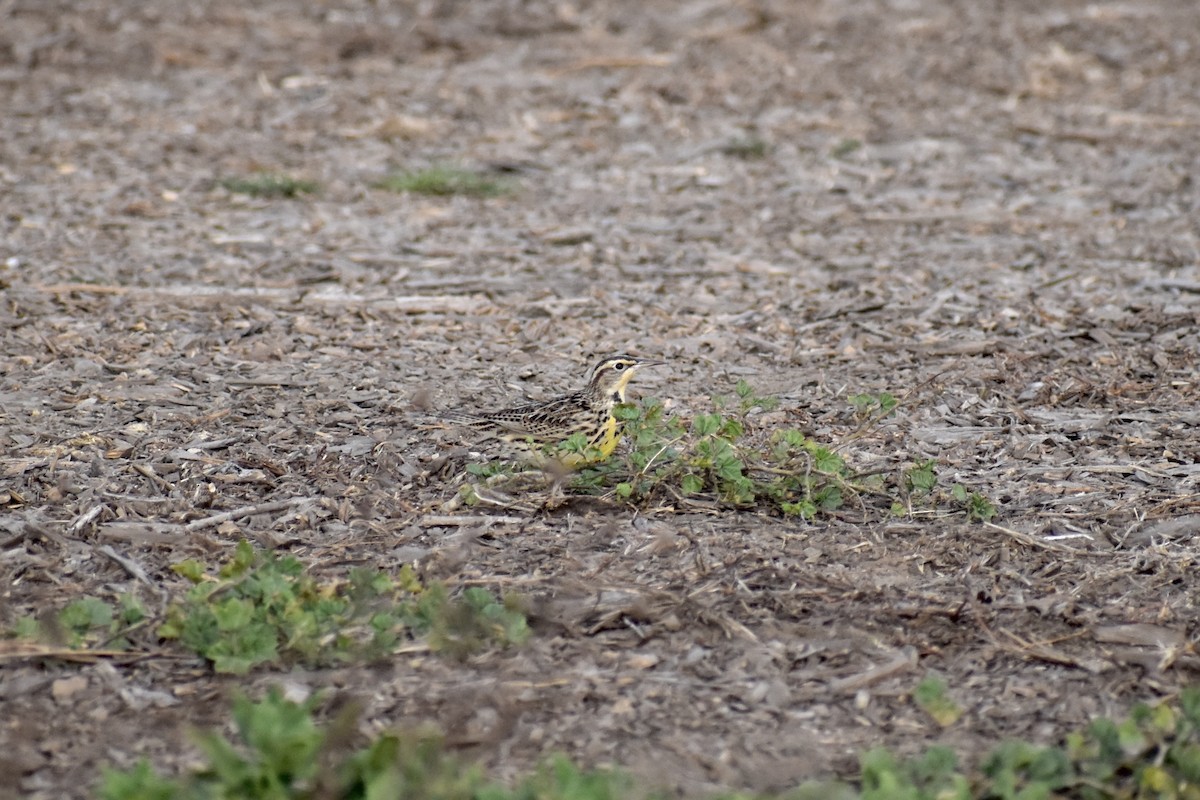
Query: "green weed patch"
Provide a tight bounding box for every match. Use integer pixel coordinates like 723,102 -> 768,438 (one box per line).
564,382 -> 994,522
157,541 -> 528,674
373,166 -> 513,197
99,686 -> 1200,800
219,172 -> 318,198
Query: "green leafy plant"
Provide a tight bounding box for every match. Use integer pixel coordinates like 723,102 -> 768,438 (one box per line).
895,462 -> 997,523
219,172 -> 318,198
424,584 -> 530,661
99,760 -> 179,800
831,138 -> 863,159
850,392 -> 898,419
59,597 -> 118,646
374,166 -> 513,197
731,378 -> 780,413
9,615 -> 39,640
9,594 -> 147,649
157,541 -> 527,674
980,740 -> 1072,800
463,460 -> 509,478
563,382 -> 1006,522
860,746 -> 967,800
99,689 -> 626,800
913,675 -> 963,728
952,485 -> 998,522
98,686 -> 1200,800
720,136 -> 770,160
905,460 -> 938,495
193,689 -> 324,798
570,384 -> 852,518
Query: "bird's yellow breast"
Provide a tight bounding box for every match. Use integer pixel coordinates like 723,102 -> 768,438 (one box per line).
557,415 -> 620,468
593,415 -> 620,458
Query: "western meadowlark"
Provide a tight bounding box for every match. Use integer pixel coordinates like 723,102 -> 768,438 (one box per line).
441,354 -> 663,466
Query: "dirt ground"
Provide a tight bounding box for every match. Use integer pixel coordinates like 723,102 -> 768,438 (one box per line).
3,0 -> 1200,797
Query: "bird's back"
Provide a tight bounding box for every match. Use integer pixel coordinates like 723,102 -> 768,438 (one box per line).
441,391 -> 597,442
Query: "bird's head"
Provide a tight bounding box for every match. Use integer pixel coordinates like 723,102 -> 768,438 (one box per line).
586,354 -> 664,403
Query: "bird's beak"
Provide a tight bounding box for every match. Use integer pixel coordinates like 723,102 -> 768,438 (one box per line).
633,358 -> 665,368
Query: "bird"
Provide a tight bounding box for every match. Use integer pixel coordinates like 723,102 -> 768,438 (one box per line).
440,354 -> 663,467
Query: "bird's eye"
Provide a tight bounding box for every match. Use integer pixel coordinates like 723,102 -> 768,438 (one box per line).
613,362 -> 627,371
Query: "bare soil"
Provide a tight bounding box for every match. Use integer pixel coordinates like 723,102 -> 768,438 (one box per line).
2,1 -> 1200,797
